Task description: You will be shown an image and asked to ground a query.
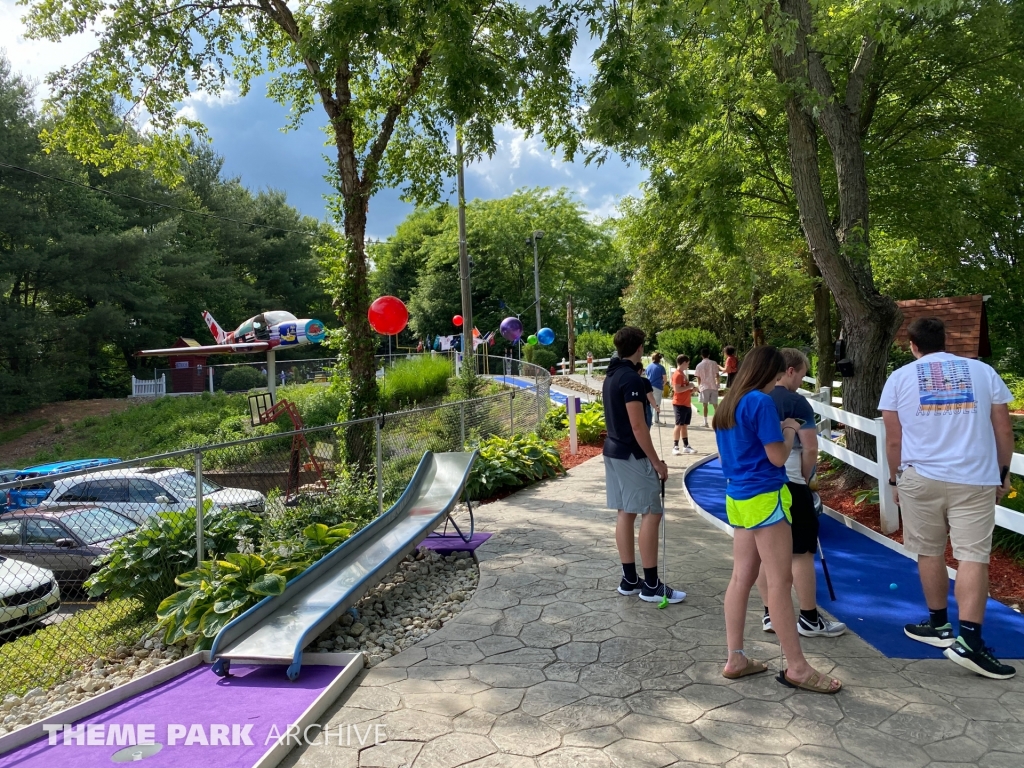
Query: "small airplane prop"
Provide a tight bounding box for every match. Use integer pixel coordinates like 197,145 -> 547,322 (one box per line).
137,311 -> 327,357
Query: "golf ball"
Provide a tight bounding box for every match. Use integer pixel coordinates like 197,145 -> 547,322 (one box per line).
890,583 -> 898,590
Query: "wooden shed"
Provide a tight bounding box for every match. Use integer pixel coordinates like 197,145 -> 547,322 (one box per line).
167,338 -> 209,393
895,295 -> 991,359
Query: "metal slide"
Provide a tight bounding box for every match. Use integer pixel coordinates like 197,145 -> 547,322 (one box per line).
209,450 -> 477,681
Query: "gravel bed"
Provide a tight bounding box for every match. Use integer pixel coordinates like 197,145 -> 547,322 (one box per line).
0,548 -> 478,736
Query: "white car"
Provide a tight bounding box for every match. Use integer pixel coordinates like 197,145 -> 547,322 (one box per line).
0,557 -> 61,636
38,468 -> 265,524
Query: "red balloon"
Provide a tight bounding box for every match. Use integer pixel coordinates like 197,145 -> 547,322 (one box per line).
453,315 -> 464,327
368,296 -> 409,335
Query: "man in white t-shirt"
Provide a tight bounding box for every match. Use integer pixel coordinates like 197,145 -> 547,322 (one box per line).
694,348 -> 722,428
879,317 -> 1015,680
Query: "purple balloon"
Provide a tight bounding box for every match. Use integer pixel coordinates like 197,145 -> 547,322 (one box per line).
500,316 -> 524,342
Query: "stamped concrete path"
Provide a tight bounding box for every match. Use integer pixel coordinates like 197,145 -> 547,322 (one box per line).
284,424 -> 1024,768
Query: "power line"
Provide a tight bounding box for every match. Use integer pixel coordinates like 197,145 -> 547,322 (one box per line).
0,161 -> 322,236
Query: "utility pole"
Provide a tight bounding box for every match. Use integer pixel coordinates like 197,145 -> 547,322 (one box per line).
527,230 -> 544,331
457,127 -> 473,367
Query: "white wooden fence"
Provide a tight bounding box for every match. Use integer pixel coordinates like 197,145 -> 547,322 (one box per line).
131,374 -> 166,397
798,385 -> 1024,538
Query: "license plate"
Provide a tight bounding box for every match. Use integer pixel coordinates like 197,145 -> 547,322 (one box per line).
26,600 -> 49,616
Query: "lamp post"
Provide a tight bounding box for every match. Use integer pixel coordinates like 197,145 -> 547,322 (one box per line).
526,230 -> 544,331
457,127 -> 473,367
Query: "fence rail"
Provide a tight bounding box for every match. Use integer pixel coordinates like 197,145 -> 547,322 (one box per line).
797,386 -> 1024,538
0,362 -> 549,698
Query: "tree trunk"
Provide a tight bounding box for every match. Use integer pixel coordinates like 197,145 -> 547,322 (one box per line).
806,257 -> 835,391
768,0 -> 901,469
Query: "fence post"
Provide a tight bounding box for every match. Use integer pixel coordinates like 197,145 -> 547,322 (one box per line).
375,416 -> 384,516
459,402 -> 466,448
819,387 -> 831,438
567,396 -> 578,455
875,416 -> 899,534
194,449 -> 205,566
510,390 -> 515,434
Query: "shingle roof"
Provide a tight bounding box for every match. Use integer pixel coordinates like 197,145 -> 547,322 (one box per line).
895,295 -> 991,358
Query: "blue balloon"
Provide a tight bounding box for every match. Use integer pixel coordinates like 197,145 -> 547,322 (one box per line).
537,327 -> 555,346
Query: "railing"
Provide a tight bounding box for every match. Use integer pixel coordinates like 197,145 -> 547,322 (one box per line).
131,374 -> 166,397
797,386 -> 1024,538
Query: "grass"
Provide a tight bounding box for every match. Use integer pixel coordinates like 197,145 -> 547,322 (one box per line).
0,600 -> 151,697
0,418 -> 48,447
379,355 -> 453,411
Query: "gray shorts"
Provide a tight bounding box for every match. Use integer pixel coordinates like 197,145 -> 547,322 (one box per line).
699,390 -> 719,405
604,455 -> 663,514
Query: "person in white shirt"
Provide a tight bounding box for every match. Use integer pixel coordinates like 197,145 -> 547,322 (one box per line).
694,348 -> 723,428
880,317 -> 1016,679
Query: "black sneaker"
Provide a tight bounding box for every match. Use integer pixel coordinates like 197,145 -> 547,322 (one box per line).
904,619 -> 955,648
944,637 -> 1017,680
617,577 -> 642,596
639,580 -> 686,604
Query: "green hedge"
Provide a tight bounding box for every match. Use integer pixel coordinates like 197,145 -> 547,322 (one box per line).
379,355 -> 452,411
525,346 -> 558,371
575,330 -> 615,360
656,328 -> 723,364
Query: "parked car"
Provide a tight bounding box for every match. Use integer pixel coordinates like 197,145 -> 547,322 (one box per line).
39,467 -> 266,524
0,470 -> 18,512
0,506 -> 137,588
0,556 -> 61,637
2,459 -> 122,512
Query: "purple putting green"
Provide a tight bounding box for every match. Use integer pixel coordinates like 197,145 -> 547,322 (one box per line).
6,664 -> 343,768
419,532 -> 491,554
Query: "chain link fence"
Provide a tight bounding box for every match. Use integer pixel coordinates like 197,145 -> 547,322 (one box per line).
0,359 -> 548,700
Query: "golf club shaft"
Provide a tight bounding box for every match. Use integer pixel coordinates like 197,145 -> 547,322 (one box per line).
817,539 -> 836,601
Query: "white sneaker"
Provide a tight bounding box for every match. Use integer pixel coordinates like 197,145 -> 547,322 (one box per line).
671,446 -> 681,456
798,615 -> 847,638
762,613 -> 774,633
702,419 -> 709,428
683,445 -> 697,454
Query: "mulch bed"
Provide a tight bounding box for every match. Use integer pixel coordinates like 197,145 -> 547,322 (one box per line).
819,477 -> 1024,609
557,436 -> 605,470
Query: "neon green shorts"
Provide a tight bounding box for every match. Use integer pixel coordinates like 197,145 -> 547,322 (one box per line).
726,486 -> 793,530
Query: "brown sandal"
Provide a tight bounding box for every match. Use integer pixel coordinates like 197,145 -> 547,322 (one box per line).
776,669 -> 842,694
722,656 -> 769,680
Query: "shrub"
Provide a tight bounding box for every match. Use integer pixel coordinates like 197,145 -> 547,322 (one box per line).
221,366 -> 266,392
1002,373 -> 1024,412
575,330 -> 615,360
85,503 -> 263,609
380,355 -> 452,410
525,346 -> 558,371
465,433 -> 564,500
262,473 -> 378,544
656,328 -> 723,364
155,521 -> 354,650
543,401 -> 605,444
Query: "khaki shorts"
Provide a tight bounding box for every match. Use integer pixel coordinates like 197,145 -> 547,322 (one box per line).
699,390 -> 719,405
898,466 -> 997,563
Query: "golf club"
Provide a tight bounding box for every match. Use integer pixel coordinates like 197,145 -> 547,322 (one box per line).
655,415 -> 669,608
817,539 -> 837,601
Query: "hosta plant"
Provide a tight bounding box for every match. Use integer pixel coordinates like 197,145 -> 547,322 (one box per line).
465,433 -> 564,500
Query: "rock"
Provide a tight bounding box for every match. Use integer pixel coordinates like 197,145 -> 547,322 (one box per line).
348,622 -> 366,637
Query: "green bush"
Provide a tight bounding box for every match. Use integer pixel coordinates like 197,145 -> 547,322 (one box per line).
465,433 -> 565,500
543,402 -> 605,444
656,328 -> 723,364
221,366 -> 266,392
524,346 -> 558,371
262,473 -> 378,544
85,503 -> 263,609
156,521 -> 354,650
576,330 -> 615,360
380,355 -> 452,410
1003,373 -> 1024,412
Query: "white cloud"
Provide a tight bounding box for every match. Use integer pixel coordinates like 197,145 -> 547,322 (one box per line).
175,84 -> 241,121
0,0 -> 98,103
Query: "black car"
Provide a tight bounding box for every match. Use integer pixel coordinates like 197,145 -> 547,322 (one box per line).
0,506 -> 137,588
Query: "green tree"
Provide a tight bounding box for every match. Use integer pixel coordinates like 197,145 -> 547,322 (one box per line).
23,0 -> 573,424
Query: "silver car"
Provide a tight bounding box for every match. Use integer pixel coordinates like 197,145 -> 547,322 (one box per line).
0,557 -> 61,637
39,467 -> 265,524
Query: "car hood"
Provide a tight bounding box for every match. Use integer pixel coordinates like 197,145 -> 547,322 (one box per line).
0,558 -> 53,597
207,488 -> 265,508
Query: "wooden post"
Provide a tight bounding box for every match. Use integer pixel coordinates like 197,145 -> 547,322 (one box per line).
567,294 -> 575,374
875,416 -> 899,534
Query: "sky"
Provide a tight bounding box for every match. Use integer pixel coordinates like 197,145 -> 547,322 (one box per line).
0,1 -> 648,241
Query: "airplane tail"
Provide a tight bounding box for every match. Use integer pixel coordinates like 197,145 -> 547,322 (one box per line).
203,311 -> 227,344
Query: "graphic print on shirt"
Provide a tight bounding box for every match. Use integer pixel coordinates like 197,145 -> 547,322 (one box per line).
916,359 -> 977,415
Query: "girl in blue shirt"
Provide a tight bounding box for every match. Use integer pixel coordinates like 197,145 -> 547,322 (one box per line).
714,346 -> 842,694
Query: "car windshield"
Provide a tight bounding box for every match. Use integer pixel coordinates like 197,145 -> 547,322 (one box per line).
59,508 -> 137,544
159,472 -> 222,498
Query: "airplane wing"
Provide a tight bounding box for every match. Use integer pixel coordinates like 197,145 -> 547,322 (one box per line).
136,342 -> 270,357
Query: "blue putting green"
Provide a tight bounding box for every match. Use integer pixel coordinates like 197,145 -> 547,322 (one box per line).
685,458 -> 1024,660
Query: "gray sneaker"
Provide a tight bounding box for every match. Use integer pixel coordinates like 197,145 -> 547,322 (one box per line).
798,615 -> 847,638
